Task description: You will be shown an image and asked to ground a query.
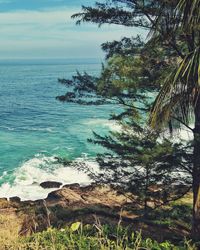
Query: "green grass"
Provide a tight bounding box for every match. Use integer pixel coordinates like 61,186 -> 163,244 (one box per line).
1,222 -> 196,250
0,193 -> 196,250
146,203 -> 192,230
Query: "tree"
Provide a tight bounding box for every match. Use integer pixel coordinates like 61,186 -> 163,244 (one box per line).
150,0 -> 200,239
58,0 -> 200,238
58,52 -> 191,214
88,124 -> 191,215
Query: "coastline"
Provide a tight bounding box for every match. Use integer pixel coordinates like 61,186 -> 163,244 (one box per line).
0,157 -> 98,201
0,183 -> 190,243
0,184 -> 134,234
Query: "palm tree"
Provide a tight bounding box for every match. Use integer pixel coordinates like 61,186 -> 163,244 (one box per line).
150,0 -> 200,239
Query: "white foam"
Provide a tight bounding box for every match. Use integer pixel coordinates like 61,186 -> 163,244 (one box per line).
178,127 -> 193,141
0,171 -> 7,180
0,155 -> 94,201
21,127 -> 54,132
0,126 -> 15,131
83,119 -> 121,131
0,124 -> 192,201
0,126 -> 54,132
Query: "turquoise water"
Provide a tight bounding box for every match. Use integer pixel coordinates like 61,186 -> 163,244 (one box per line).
0,59 -> 118,200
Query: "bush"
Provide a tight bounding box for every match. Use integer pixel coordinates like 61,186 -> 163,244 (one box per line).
17,222 -> 195,250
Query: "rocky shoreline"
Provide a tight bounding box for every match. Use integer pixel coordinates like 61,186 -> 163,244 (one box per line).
0,184 -> 135,234
0,183 -> 190,242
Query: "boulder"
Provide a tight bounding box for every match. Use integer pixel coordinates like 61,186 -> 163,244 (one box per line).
47,188 -> 85,205
47,191 -> 60,200
63,183 -> 80,189
40,181 -> 62,189
10,196 -> 21,203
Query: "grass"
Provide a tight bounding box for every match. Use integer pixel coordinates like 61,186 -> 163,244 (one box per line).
0,214 -> 21,250
0,193 -> 196,249
147,203 -> 192,229
145,193 -> 193,230
0,220 -> 197,250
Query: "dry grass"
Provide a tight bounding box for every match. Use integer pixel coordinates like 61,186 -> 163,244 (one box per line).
177,192 -> 193,206
0,213 -> 21,250
0,213 -> 41,250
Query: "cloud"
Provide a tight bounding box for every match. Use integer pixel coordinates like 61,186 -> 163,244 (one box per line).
0,8 -> 147,59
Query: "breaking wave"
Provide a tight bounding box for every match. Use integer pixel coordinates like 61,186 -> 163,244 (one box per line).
0,155 -> 98,201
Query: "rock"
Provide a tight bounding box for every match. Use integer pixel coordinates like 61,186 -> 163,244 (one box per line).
10,196 -> 21,203
63,183 -> 80,189
47,191 -> 60,200
0,198 -> 10,209
47,188 -> 85,204
40,181 -> 62,189
81,183 -> 98,192
0,198 -> 7,202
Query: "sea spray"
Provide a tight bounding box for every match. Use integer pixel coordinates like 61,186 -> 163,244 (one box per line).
0,155 -> 99,201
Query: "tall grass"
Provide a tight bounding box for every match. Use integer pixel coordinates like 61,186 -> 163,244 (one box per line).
0,220 -> 196,250
0,214 -> 22,250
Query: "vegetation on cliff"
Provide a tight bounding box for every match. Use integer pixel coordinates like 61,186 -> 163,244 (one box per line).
0,217 -> 196,250
0,185 -> 196,249
58,0 -> 200,240
1,0 -> 199,248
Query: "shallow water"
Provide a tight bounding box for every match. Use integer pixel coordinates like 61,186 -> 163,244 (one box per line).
0,58 -> 117,200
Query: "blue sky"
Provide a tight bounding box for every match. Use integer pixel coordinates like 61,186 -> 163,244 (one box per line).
0,0 -> 146,59
0,0 -> 94,11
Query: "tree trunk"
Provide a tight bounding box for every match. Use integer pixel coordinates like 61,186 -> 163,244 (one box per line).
192,96 -> 200,240
144,167 -> 150,217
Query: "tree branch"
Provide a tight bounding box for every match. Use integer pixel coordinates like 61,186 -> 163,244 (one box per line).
171,116 -> 194,132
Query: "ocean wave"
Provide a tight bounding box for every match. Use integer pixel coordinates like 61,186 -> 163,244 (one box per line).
0,155 -> 97,201
21,127 -> 55,132
0,126 -> 54,133
0,126 -> 15,131
0,171 -> 7,180
162,126 -> 193,142
178,127 -> 193,141
83,119 -> 121,131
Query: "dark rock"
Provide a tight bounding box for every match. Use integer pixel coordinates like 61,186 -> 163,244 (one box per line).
10,196 -> 21,203
40,181 -> 62,189
82,183 -> 97,192
47,191 -> 60,200
63,183 -> 80,189
22,200 -> 36,206
35,199 -> 46,206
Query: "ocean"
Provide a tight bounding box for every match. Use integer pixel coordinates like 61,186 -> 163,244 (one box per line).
0,58 -> 118,200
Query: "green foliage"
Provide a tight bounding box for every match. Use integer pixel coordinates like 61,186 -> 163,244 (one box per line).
71,222 -> 82,232
20,223 -> 194,250
57,11 -> 193,213
150,0 -> 200,129
147,203 -> 192,229
97,55 -> 143,98
57,0 -> 199,235
87,123 -> 191,211
61,54 -> 192,212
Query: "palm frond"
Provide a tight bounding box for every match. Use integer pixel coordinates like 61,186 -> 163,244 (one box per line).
177,0 -> 200,31
150,47 -> 200,129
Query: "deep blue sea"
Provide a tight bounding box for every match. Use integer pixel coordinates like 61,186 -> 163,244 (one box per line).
0,58 -> 118,200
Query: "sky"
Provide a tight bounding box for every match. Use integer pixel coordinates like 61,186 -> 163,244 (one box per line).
0,0 -> 147,59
